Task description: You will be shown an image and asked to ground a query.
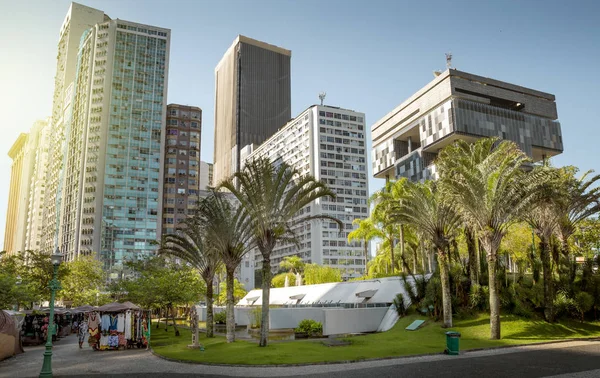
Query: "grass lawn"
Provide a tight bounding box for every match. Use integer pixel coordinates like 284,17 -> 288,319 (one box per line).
150,314 -> 600,365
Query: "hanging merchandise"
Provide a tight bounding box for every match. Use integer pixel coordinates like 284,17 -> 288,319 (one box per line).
88,302 -> 148,351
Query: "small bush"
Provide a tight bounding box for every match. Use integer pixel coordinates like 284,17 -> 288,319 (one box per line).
469,284 -> 489,312
575,292 -> 594,322
214,311 -> 226,324
393,293 -> 408,317
250,307 -> 261,329
295,319 -> 323,337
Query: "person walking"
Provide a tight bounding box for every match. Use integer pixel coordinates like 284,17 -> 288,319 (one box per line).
78,318 -> 88,349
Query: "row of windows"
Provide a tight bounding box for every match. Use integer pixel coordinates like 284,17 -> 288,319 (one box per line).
318,111 -> 363,123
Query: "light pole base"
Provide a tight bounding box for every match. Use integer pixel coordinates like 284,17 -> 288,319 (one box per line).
39,347 -> 53,378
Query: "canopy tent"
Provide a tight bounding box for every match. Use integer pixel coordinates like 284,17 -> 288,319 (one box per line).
97,302 -> 141,312
72,305 -> 97,313
0,310 -> 23,360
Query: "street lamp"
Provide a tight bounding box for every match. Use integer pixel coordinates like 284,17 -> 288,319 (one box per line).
39,248 -> 62,378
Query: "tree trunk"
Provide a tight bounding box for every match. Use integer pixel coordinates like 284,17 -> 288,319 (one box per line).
487,251 -> 501,340
259,255 -> 271,347
465,228 -> 478,287
389,238 -> 395,275
539,238 -> 554,322
437,248 -> 453,328
206,279 -> 214,338
399,226 -> 405,273
225,267 -> 236,343
170,304 -> 180,336
421,240 -> 427,274
364,240 -> 369,276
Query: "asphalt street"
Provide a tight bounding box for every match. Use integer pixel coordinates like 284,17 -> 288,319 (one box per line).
1,334 -> 599,378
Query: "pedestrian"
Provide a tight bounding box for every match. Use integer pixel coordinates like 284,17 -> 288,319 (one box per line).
78,318 -> 88,349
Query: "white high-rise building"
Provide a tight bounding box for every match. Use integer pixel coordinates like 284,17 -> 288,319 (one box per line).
242,105 -> 369,281
199,161 -> 213,190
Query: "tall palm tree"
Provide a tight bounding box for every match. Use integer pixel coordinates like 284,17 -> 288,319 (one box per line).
348,218 -> 380,275
554,167 -> 600,282
219,157 -> 341,347
391,180 -> 461,327
525,166 -> 562,322
438,138 -> 546,339
196,193 -> 254,343
371,179 -> 409,273
158,218 -> 221,338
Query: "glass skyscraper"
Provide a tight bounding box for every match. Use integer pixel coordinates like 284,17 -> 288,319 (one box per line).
45,4 -> 170,278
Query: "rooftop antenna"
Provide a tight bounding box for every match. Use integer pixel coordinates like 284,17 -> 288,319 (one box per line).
445,52 -> 453,69
319,91 -> 326,106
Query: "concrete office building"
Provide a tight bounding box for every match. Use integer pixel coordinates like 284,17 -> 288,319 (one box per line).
4,119 -> 50,255
38,3 -> 170,277
242,105 -> 369,281
213,35 -> 291,184
199,161 -> 213,190
41,2 -> 107,256
162,104 -> 202,236
371,69 -> 563,182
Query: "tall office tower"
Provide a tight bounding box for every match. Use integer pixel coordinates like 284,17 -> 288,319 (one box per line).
213,35 -> 291,185
41,3 -> 107,255
199,161 -> 213,190
162,104 -> 202,236
40,3 -> 170,277
25,119 -> 52,252
372,69 -> 563,182
242,105 -> 369,281
4,119 -> 50,255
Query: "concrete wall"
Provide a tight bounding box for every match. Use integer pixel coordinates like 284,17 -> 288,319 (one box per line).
269,308 -> 325,330
323,307 -> 389,335
198,305 -> 391,335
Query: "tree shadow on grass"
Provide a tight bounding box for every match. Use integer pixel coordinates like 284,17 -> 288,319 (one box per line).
506,320 -> 600,340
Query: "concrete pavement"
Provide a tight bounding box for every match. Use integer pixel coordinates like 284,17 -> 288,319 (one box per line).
1,334 -> 599,377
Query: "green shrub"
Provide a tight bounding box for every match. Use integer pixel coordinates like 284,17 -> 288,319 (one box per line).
553,290 -> 576,319
469,284 -> 489,312
393,293 -> 407,317
295,319 -> 323,337
575,292 -> 594,322
214,311 -> 226,324
250,307 -> 261,329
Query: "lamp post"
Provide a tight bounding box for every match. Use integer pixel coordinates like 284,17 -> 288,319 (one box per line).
39,248 -> 62,378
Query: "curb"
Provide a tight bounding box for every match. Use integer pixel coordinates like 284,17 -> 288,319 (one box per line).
149,336 -> 600,368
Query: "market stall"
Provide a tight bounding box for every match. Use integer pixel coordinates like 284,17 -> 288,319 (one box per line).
0,310 -> 23,360
86,302 -> 150,351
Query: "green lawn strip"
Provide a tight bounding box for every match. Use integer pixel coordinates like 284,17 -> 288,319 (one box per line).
150,315 -> 600,365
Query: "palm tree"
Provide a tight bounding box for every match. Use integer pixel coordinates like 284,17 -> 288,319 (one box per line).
196,193 -> 254,343
158,218 -> 221,338
391,180 -> 461,327
525,166 -> 562,322
219,157 -> 341,347
438,138 -> 546,339
348,218 -> 380,276
371,179 -> 409,273
279,255 -> 305,275
554,167 -> 600,281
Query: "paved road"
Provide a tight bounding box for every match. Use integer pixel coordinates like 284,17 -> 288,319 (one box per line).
1,334 -> 599,378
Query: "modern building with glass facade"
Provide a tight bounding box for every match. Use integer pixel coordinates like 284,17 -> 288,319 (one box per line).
371,69 -> 563,182
37,3 -> 170,278
242,105 -> 369,281
213,35 -> 291,185
162,104 -> 202,237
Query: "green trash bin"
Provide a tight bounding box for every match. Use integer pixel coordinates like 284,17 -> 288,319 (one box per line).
445,331 -> 461,355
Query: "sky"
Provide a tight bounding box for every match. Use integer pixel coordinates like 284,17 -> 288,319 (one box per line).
0,0 -> 599,247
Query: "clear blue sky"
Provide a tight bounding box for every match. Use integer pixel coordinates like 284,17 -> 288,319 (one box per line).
0,0 -> 599,247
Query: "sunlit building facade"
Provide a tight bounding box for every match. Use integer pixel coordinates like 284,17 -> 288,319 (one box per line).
242,105 -> 369,281
38,3 -> 170,278
162,104 -> 202,237
372,69 -> 563,182
41,3 -> 107,256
